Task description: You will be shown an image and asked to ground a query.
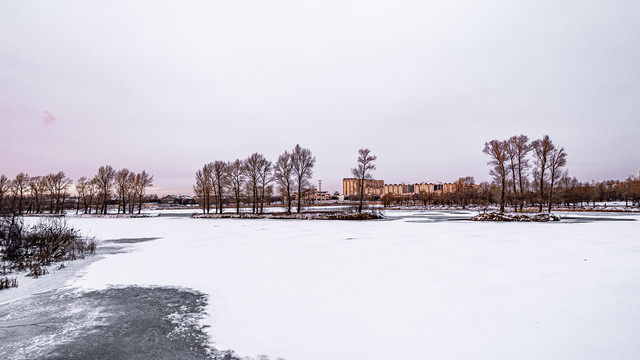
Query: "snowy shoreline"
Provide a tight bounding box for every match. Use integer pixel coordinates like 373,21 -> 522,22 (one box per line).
192,211 -> 383,220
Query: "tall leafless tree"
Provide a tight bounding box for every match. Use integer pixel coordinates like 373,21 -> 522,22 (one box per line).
258,158 -> 273,214
483,140 -> 508,214
505,135 -> 531,211
86,178 -> 98,214
274,150 -> 295,214
134,170 -> 154,214
514,135 -> 531,211
27,176 -> 46,214
291,145 -> 316,213
44,173 -> 56,213
194,164 -> 213,214
47,172 -> 72,214
227,159 -> 245,214
115,168 -> 132,214
547,146 -> 567,212
210,161 -> 228,214
10,173 -> 29,214
126,172 -> 137,214
76,177 -> 90,214
244,153 -> 266,214
532,135 -> 554,212
95,165 -> 116,214
351,148 -> 377,213
0,175 -> 9,212
454,176 -> 477,209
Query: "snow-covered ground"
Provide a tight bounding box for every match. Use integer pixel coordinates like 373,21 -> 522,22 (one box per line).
4,210 -> 640,359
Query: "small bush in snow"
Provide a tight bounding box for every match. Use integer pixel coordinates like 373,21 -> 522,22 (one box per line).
0,214 -> 95,290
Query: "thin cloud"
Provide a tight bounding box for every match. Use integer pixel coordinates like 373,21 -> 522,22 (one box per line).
43,110 -> 56,126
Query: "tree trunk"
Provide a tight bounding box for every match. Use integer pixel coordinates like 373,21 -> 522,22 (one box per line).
235,189 -> 240,214
297,182 -> 302,213
500,176 -> 506,214
537,157 -> 547,213
548,178 -> 555,213
358,177 -> 365,213
511,168 -> 517,212
286,183 -> 292,214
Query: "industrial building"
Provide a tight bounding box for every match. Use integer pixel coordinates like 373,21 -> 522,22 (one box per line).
342,178 -> 384,196
342,177 -> 461,197
384,182 -> 456,195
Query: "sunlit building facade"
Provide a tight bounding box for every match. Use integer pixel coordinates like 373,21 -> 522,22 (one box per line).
342,178 -> 384,196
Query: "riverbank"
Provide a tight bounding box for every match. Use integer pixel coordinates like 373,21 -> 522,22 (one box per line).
193,211 -> 383,220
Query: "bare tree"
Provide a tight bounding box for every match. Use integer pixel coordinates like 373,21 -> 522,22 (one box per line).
210,161 -> 228,214
47,172 -> 72,214
27,176 -> 46,214
126,172 -> 137,213
115,168 -> 132,214
483,140 -> 508,214
274,150 -> 295,214
95,165 -> 116,214
351,148 -> 377,213
258,158 -> 273,214
506,135 -> 531,211
86,178 -> 98,214
242,181 -> 253,214
76,177 -> 89,214
44,173 -> 56,213
10,173 -> 29,214
291,145 -> 316,213
227,159 -> 245,214
244,153 -> 265,214
531,135 -> 554,212
133,170 -> 154,214
454,176 -> 477,209
0,175 -> 8,212
193,164 -> 213,214
547,146 -> 567,212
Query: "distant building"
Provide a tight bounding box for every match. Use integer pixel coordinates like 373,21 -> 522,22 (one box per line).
344,177 -> 480,197
383,182 -> 471,195
412,182 -> 456,194
161,195 -> 196,205
342,178 -> 384,196
161,195 -> 180,204
295,189 -> 331,202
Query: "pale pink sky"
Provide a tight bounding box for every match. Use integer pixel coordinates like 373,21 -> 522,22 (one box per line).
1,1 -> 639,195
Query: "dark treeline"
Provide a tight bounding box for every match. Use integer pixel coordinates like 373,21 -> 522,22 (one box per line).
0,166 -> 154,215
194,144 -> 316,215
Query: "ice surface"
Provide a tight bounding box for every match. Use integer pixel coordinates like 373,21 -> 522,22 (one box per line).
7,210 -> 640,360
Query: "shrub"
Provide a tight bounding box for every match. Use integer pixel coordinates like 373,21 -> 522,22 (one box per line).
0,276 -> 18,289
0,214 -> 96,290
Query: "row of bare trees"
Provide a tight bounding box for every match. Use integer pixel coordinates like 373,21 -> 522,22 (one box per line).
0,172 -> 72,215
193,145 -> 316,214
477,175 -> 640,210
383,175 -> 640,211
77,166 -> 154,214
0,167 -> 153,215
483,134 -> 568,213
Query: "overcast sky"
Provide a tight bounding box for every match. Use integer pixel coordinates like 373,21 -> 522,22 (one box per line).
1,0 -> 638,194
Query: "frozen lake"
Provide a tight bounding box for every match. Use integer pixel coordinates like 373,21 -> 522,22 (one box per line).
2,209 -> 640,359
